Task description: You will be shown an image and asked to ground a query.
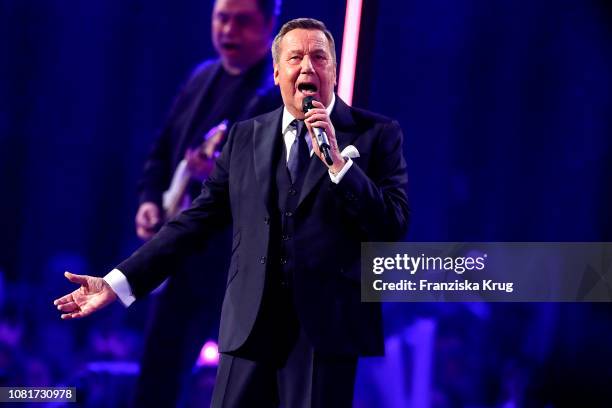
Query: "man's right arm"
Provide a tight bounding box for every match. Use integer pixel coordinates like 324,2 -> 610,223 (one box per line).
109,121 -> 238,299
52,268 -> 134,319
53,124 -> 236,318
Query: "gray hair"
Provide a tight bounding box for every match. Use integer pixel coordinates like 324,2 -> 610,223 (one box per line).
271,18 -> 336,65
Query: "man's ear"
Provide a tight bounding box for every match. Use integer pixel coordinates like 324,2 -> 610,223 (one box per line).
273,65 -> 279,85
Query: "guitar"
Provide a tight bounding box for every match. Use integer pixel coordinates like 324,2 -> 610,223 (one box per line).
162,120 -> 228,219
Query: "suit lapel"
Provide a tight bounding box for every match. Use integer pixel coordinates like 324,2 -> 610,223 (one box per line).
252,107 -> 283,213
297,96 -> 358,208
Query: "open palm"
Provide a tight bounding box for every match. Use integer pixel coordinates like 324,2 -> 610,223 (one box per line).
53,272 -> 117,319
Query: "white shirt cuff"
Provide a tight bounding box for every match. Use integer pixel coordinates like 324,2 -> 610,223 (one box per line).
103,269 -> 136,307
328,157 -> 354,184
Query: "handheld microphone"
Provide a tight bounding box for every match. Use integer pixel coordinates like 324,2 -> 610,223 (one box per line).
302,96 -> 334,166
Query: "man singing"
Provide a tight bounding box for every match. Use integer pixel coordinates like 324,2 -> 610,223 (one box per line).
54,18 -> 409,406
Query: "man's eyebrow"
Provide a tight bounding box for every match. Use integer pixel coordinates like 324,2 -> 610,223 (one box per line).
310,47 -> 329,55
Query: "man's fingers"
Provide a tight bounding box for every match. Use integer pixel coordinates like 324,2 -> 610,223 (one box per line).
64,271 -> 88,285
143,210 -> 160,226
136,226 -> 155,240
311,100 -> 326,109
309,120 -> 332,132
304,110 -> 327,122
57,301 -> 79,313
136,204 -> 161,229
61,311 -> 86,320
137,218 -> 156,230
146,217 -> 160,227
61,304 -> 94,320
53,293 -> 74,306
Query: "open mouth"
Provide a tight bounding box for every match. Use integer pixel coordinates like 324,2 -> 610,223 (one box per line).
297,82 -> 318,95
221,42 -> 240,51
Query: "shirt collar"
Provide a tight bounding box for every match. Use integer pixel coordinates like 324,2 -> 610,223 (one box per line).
282,94 -> 336,134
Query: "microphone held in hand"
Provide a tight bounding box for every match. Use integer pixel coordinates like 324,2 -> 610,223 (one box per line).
302,96 -> 334,166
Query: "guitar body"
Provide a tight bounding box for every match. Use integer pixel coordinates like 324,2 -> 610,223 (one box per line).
162,120 -> 228,219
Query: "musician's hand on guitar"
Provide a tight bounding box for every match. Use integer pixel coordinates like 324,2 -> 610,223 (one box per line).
185,147 -> 217,182
185,123 -> 226,182
136,202 -> 162,240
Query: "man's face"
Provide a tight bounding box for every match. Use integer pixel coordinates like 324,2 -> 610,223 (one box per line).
212,0 -> 273,73
274,28 -> 337,118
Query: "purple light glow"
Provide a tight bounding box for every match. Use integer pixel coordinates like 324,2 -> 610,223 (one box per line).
197,340 -> 219,367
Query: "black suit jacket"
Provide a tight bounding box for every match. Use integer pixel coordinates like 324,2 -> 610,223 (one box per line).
119,96 -> 410,357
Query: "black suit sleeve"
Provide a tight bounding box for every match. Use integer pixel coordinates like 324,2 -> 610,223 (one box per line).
332,120 -> 410,241
117,122 -> 237,297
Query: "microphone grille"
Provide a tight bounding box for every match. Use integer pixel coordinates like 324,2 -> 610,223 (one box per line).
302,96 -> 315,113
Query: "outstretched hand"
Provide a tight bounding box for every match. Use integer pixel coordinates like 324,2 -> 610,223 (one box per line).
53,272 -> 117,319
